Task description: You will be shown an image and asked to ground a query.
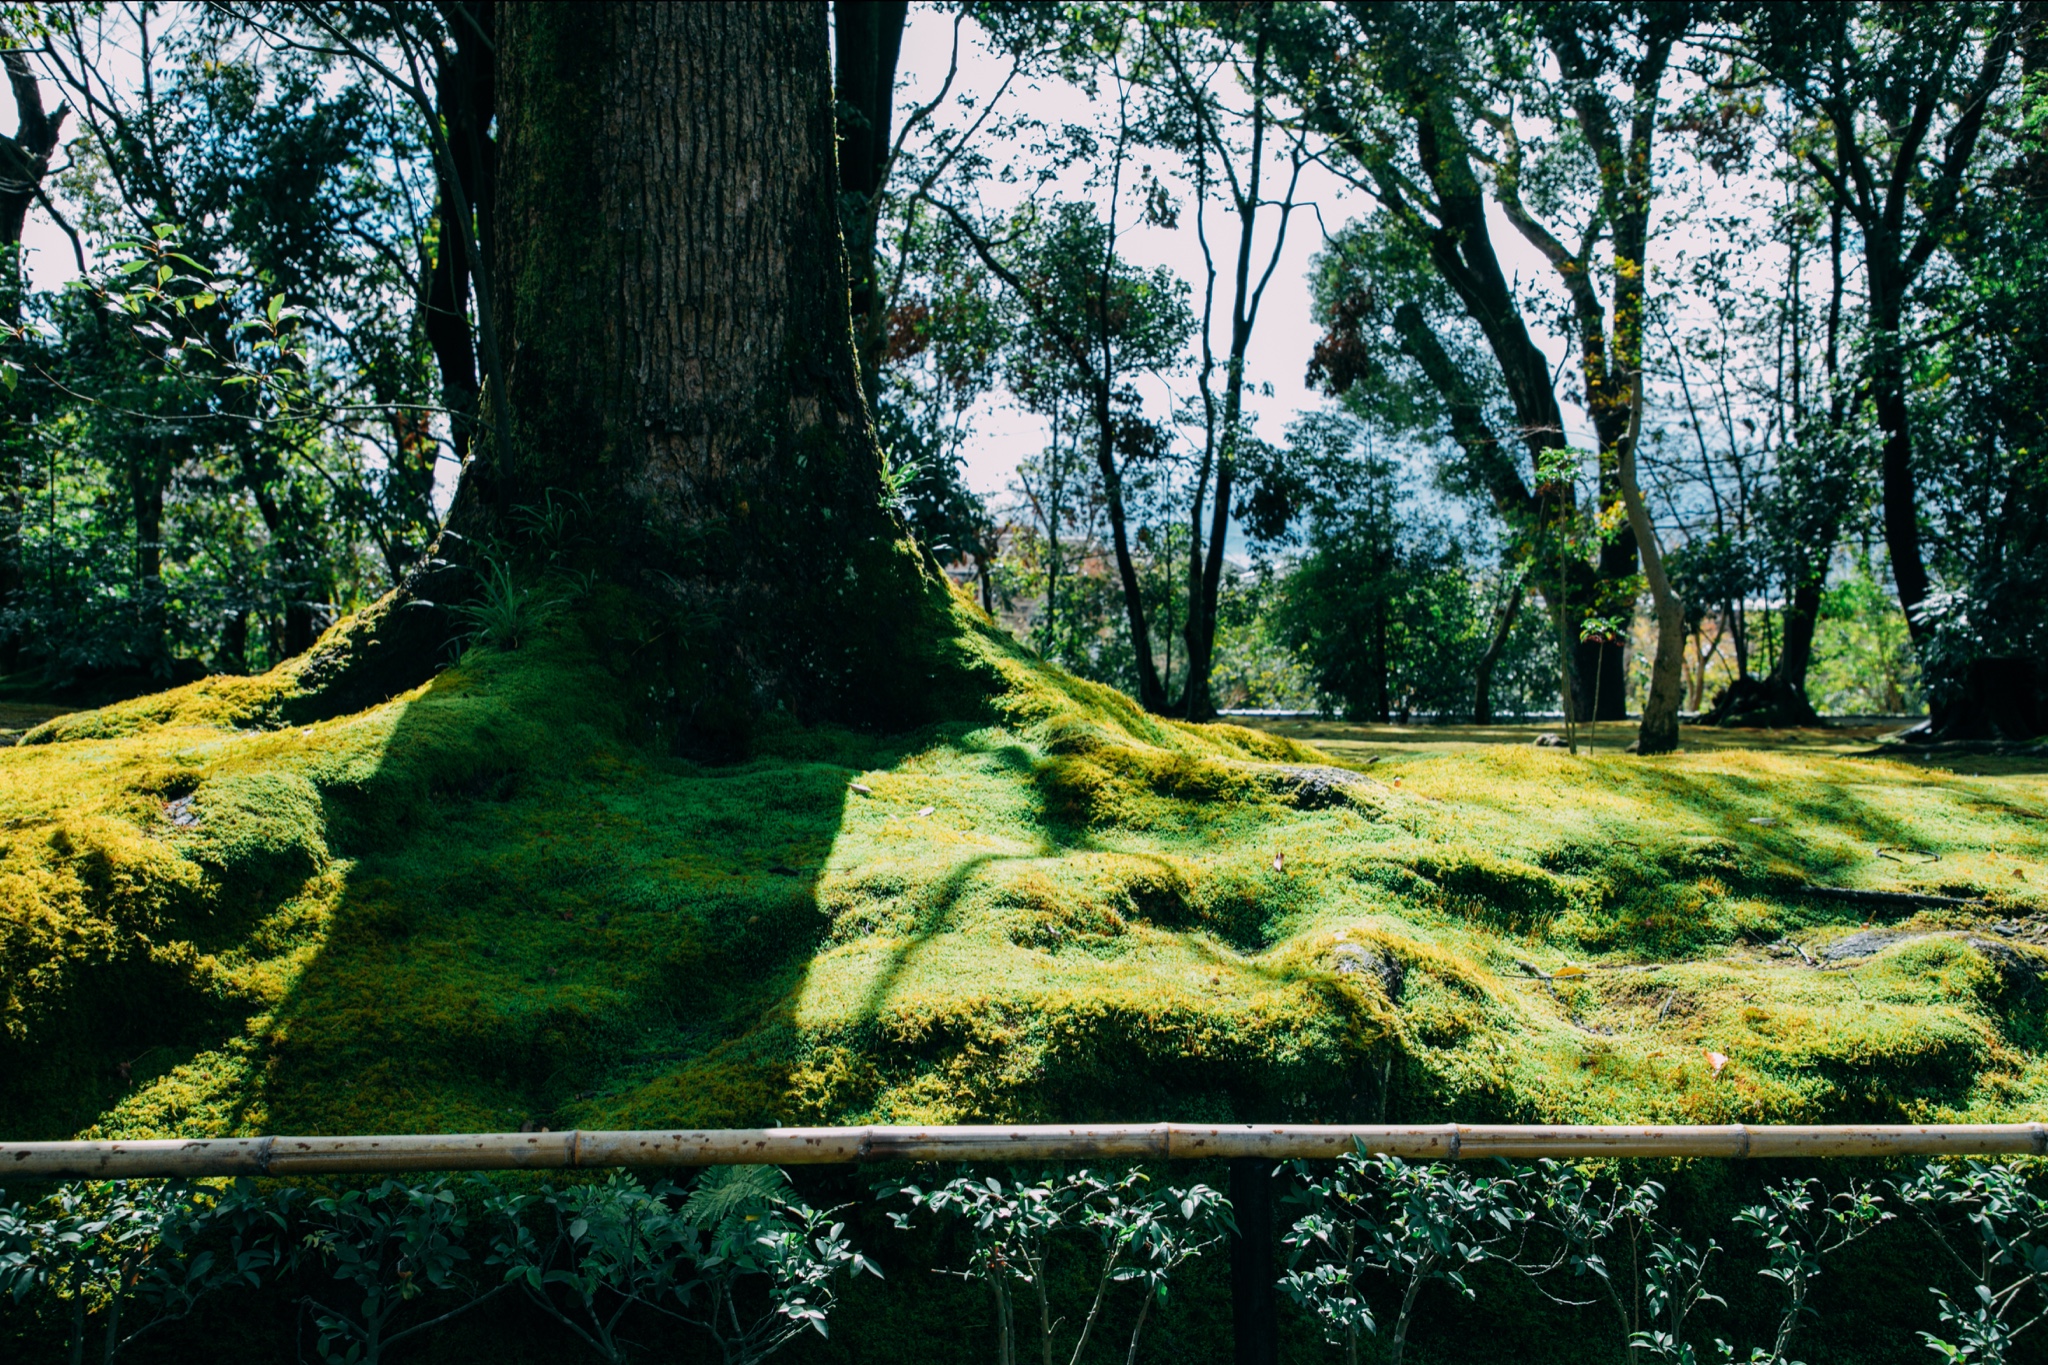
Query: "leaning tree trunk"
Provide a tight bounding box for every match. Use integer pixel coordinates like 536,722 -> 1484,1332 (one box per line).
285,1 -> 961,741
1618,378 -> 1683,755
0,52 -> 66,674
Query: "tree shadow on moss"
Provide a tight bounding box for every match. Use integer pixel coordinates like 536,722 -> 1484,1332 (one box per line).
241,647 -> 876,1136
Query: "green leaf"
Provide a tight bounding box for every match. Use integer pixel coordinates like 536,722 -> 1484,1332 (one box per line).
267,293 -> 284,327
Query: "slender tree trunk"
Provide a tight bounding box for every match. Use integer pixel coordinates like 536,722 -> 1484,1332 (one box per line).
1473,578 -> 1522,724
1618,379 -> 1684,754
0,53 -> 64,674
1868,285 -> 1930,642
1370,597 -> 1390,722
833,0 -> 909,390
1089,387 -> 1168,711
129,448 -> 169,672
1186,6 -> 1287,722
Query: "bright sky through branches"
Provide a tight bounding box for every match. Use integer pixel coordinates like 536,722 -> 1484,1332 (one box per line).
891,4 -> 1622,501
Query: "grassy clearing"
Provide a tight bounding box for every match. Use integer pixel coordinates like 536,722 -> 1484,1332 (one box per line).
3,596 -> 2046,1144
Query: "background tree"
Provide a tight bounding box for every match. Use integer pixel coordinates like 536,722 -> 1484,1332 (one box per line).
1138,0 -> 1304,718
0,43 -> 68,675
1746,1 -> 2025,733
0,5 -> 447,690
941,192 -> 1194,711
1275,0 -> 1693,724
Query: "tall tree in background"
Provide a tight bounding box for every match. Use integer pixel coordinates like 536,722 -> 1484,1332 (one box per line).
1144,1 -> 1302,719
1748,2 -> 2019,729
933,10 -> 1198,715
1277,2 -> 1690,723
1,7 -> 446,684
945,198 -> 1191,710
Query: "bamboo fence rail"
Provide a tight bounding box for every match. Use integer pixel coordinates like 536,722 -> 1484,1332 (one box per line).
6,1123 -> 2046,1179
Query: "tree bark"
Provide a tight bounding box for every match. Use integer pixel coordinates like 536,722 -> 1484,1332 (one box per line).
288,1 -> 963,739
1767,574 -> 1825,719
0,53 -> 64,262
462,0 -> 950,742
0,53 -> 65,674
127,444 -> 171,674
1370,596 -> 1390,722
1473,577 -> 1522,725
420,2 -> 495,467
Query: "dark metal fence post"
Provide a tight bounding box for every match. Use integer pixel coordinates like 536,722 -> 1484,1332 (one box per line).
1230,1156 -> 1277,1365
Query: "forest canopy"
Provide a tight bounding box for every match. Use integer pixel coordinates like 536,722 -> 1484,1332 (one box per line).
0,0 -> 2040,744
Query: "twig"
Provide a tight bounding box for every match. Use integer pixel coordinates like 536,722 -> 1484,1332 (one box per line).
1804,886 -> 1984,911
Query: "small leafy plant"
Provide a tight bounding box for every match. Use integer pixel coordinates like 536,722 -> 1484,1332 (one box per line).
1896,1161 -> 2048,1365
297,1177 -> 500,1365
0,1179 -> 289,1363
886,1167 -> 1228,1365
490,1166 -> 877,1365
1726,1177 -> 1889,1364
1280,1152 -> 1532,1365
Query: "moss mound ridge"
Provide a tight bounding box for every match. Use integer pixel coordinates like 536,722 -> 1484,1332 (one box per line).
4,592 -> 2047,1142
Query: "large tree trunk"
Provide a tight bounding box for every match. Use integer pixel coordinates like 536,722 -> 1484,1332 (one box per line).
466,0 -> 945,743
287,1 -> 959,740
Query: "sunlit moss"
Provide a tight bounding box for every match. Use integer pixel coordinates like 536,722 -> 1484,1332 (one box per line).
2,590 -> 2046,1143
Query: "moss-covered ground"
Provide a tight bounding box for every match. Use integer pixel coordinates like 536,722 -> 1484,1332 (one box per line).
4,599 -> 2047,1149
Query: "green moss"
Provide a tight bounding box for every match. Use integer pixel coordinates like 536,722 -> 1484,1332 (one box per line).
3,591 -> 2048,1143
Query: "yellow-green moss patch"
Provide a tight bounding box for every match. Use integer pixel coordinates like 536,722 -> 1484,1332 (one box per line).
4,596 -> 2046,1142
